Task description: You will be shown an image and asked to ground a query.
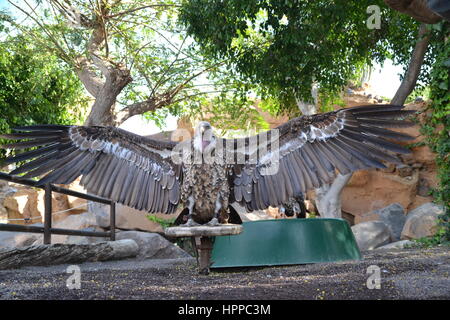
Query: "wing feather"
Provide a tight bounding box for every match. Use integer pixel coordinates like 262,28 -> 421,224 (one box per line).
228,104 -> 414,211
1,125 -> 181,214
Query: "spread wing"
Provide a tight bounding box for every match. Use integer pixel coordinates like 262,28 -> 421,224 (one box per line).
226,104 -> 415,211
0,125 -> 182,214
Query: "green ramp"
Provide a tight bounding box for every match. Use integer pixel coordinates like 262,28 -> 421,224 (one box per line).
211,218 -> 361,268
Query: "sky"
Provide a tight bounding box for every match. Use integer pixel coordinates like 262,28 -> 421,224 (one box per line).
370,60 -> 403,99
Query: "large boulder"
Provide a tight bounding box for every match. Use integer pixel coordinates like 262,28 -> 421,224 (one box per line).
116,231 -> 191,259
401,202 -> 444,240
351,221 -> 393,251
49,211 -> 98,244
342,169 -> 419,220
0,239 -> 139,270
90,202 -> 178,233
0,211 -> 103,248
356,203 -> 406,241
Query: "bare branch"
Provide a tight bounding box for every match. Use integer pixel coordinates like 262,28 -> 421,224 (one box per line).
105,3 -> 181,19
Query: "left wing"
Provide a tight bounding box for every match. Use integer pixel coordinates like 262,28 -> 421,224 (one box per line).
225,104 -> 415,211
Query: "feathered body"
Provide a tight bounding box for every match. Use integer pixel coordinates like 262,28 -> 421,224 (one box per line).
181,160 -> 230,224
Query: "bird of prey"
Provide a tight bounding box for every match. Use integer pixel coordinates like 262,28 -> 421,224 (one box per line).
0,104 -> 414,226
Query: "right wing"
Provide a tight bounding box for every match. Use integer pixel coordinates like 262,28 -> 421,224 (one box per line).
1,125 -> 182,214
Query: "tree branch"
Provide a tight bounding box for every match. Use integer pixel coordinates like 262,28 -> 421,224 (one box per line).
391,23 -> 431,105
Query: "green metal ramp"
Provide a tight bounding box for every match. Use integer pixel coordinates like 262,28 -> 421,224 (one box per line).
210,218 -> 361,268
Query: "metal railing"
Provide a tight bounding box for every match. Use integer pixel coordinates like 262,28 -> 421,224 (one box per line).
0,172 -> 116,244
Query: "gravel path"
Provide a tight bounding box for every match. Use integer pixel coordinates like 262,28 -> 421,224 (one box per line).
0,247 -> 448,300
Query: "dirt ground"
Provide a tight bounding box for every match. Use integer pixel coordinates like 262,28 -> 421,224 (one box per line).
0,246 -> 448,300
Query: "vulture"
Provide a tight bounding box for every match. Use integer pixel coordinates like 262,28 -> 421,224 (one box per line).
0,104 -> 414,226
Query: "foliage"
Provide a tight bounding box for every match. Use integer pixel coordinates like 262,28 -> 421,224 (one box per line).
180,0 -> 427,113
0,32 -> 89,158
1,0 -> 264,128
407,231 -> 450,249
419,21 -> 450,243
146,215 -> 176,229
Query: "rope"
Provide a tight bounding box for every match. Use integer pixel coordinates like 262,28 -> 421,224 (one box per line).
1,202 -> 88,222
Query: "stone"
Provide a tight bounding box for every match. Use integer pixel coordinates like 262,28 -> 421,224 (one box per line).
397,165 -> 413,178
0,203 -> 7,223
371,203 -> 406,241
417,178 -> 431,197
91,202 -> 178,233
2,186 -> 77,225
0,230 -> 42,248
0,239 -> 139,270
351,221 -> 393,251
66,181 -> 88,214
116,231 -> 191,259
346,170 -> 369,187
343,169 -> 419,219
3,188 -> 42,224
63,227 -> 109,245
375,240 -> 414,250
50,211 -> 98,244
401,202 -> 444,240
381,163 -> 396,173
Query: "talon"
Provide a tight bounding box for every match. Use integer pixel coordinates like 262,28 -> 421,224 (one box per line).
182,218 -> 200,227
206,217 -> 220,226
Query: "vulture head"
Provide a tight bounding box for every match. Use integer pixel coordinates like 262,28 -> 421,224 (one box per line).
193,121 -> 216,153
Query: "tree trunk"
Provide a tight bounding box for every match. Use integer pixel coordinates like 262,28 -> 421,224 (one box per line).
315,173 -> 352,218
83,69 -> 132,126
391,23 -> 431,105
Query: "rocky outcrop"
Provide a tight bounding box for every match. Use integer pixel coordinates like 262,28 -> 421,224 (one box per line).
0,239 -> 139,270
351,221 -> 393,251
356,203 -> 406,241
116,231 -> 191,259
91,202 -> 178,233
0,184 -> 87,225
342,169 -> 420,221
401,202 -> 444,240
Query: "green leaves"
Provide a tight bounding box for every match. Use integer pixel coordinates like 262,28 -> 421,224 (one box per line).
180,0 -> 426,109
0,35 -> 88,157
420,23 -> 450,243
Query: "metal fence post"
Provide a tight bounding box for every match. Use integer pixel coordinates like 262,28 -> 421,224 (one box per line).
43,183 -> 52,244
110,201 -> 116,241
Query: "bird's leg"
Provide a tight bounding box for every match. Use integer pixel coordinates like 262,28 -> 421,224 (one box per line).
206,196 -> 222,226
182,196 -> 200,227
